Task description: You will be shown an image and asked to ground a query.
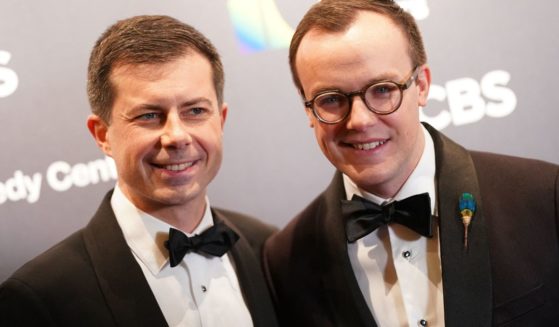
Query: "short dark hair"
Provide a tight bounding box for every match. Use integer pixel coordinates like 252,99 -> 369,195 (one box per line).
87,15 -> 224,123
290,0 -> 427,96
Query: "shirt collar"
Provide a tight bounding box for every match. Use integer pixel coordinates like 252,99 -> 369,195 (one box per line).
343,125 -> 437,214
110,185 -> 214,276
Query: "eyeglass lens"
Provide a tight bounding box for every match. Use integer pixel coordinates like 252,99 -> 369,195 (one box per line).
314,82 -> 402,122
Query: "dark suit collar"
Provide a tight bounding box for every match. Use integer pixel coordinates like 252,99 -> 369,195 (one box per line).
425,123 -> 493,326
82,190 -> 168,326
319,172 -> 378,327
212,209 -> 279,327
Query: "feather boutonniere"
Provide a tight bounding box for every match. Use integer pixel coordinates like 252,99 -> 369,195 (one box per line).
459,193 -> 476,250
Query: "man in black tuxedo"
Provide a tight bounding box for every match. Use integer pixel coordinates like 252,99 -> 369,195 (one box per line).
264,1 -> 559,326
0,15 -> 278,327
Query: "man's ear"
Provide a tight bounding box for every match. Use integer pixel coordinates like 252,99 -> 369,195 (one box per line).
416,65 -> 431,107
86,115 -> 112,157
219,102 -> 228,130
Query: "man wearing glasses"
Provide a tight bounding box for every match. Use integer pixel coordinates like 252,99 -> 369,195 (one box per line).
264,0 -> 559,326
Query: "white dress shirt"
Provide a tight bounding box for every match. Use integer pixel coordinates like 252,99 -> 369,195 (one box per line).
111,186 -> 253,327
344,126 -> 445,326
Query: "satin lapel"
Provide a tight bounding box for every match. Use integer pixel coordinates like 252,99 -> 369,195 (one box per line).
426,124 -> 492,326
82,191 -> 167,326
320,172 -> 378,327
213,211 -> 279,327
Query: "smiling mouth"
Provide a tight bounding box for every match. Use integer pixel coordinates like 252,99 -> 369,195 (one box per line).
352,140 -> 387,151
154,161 -> 195,171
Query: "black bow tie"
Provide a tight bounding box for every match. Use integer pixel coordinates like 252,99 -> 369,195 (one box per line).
341,193 -> 434,243
164,222 -> 239,267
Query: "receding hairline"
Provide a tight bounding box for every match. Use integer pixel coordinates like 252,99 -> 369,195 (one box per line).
292,10 -> 417,96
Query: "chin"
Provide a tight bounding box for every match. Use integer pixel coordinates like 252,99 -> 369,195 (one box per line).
347,168 -> 392,188
152,188 -> 199,204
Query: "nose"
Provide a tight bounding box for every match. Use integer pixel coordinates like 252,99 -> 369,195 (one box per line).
345,96 -> 378,131
160,113 -> 192,148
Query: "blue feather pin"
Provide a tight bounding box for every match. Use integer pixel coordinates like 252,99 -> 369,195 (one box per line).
459,193 -> 476,250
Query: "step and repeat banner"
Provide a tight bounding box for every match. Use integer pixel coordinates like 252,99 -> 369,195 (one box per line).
1,0 -> 558,280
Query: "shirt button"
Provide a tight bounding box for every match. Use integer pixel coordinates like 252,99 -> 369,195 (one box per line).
402,250 -> 412,259
418,319 -> 428,326
201,285 -> 207,292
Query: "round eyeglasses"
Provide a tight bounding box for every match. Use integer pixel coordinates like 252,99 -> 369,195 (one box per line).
304,66 -> 420,124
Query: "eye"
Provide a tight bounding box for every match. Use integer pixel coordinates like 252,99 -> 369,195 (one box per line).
136,112 -> 161,121
369,83 -> 398,98
182,107 -> 212,120
190,107 -> 206,115
315,92 -> 347,109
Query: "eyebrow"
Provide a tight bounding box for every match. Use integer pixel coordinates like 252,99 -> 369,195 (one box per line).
178,97 -> 214,109
132,97 -> 213,111
310,73 -> 401,97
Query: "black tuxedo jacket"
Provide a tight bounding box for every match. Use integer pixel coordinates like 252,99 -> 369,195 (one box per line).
264,124 -> 559,327
0,191 -> 279,327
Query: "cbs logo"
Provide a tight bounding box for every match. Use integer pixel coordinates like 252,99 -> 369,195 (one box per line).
0,50 -> 18,98
422,70 -> 517,129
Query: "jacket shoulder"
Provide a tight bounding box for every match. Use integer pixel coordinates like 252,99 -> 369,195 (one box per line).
268,189 -> 328,249
471,151 -> 558,194
0,230 -> 113,325
4,230 -> 91,289
212,207 -> 278,250
471,150 -> 558,171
